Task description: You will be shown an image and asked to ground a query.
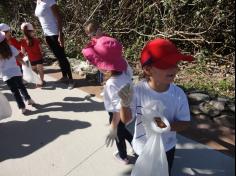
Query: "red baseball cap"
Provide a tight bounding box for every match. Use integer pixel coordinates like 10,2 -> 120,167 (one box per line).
141,38 -> 194,69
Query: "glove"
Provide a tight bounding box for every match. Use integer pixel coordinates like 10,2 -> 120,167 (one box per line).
105,127 -> 119,147
118,83 -> 133,107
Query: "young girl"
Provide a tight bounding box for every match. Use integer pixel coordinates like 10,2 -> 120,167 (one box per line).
82,36 -> 133,164
0,23 -> 24,70
84,21 -> 108,84
118,38 -> 193,174
0,32 -> 35,114
20,22 -> 45,87
84,21 -> 133,84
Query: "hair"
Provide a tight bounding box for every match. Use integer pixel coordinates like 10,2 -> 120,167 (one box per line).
142,61 -> 153,81
0,39 -> 12,60
85,21 -> 100,35
23,26 -> 34,47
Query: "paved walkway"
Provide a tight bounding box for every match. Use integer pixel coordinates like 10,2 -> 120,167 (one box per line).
0,66 -> 235,176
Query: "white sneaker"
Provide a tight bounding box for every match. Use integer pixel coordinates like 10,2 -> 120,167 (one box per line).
113,151 -> 129,165
27,99 -> 35,105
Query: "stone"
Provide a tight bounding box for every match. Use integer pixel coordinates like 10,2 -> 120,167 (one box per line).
190,105 -> 202,115
209,100 -> 226,111
199,102 -> 221,117
188,93 -> 210,102
227,102 -> 235,112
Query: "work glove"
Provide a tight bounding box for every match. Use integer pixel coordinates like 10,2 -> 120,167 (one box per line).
105,127 -> 119,147
118,83 -> 133,107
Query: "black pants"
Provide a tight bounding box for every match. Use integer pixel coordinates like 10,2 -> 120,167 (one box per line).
45,35 -> 73,79
166,147 -> 176,175
109,112 -> 133,159
5,76 -> 31,109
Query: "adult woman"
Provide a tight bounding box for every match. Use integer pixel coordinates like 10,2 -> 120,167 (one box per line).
35,0 -> 74,89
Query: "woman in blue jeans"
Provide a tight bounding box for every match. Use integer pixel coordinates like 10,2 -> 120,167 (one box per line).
35,0 -> 74,89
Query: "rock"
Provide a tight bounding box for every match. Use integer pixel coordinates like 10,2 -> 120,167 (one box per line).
188,93 -> 210,103
209,100 -> 226,111
227,102 -> 235,112
190,105 -> 203,115
199,102 -> 221,117
213,113 -> 235,129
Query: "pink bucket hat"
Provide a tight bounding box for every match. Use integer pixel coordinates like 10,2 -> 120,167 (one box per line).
82,36 -> 127,72
0,32 -> 6,43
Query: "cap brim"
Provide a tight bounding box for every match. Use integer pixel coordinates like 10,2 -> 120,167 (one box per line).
153,53 -> 194,69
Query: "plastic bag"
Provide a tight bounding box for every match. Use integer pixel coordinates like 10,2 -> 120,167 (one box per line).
131,100 -> 170,176
22,56 -> 41,84
0,91 -> 12,120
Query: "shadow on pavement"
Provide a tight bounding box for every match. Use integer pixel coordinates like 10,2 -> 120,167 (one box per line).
0,115 -> 91,162
173,148 -> 235,176
27,95 -> 104,115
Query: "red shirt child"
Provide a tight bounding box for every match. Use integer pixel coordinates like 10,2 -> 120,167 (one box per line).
21,38 -> 43,62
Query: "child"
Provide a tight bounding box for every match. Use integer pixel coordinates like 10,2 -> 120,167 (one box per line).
82,36 -> 133,164
20,22 -> 45,87
84,21 -> 107,84
0,23 -> 24,70
118,38 -> 193,174
84,21 -> 133,84
0,32 -> 35,114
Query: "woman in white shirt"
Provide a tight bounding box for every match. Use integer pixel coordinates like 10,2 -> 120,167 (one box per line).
35,0 -> 74,89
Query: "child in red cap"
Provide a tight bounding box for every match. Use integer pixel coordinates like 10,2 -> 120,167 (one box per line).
118,38 -> 193,174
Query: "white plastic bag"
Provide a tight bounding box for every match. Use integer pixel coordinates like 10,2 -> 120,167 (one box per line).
0,91 -> 12,120
131,101 -> 170,176
22,56 -> 41,84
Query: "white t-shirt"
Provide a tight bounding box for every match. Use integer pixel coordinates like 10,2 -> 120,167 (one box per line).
104,72 -> 132,112
0,46 -> 22,81
131,80 -> 191,155
35,0 -> 58,36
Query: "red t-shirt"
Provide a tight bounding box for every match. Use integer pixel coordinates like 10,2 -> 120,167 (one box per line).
8,37 -> 24,66
21,38 -> 43,62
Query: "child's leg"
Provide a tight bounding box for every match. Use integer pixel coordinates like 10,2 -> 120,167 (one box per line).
5,77 -> 26,109
15,76 -> 32,101
166,147 -> 176,175
116,121 -> 130,159
36,64 -> 44,84
109,113 -> 128,159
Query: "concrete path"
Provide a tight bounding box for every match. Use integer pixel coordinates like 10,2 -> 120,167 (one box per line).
0,66 -> 235,176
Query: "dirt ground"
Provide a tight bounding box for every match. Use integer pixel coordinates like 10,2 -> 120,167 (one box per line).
45,66 -> 235,158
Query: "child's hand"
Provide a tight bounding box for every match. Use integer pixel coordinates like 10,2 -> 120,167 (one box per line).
105,127 -> 118,147
154,117 -> 167,128
118,83 -> 133,107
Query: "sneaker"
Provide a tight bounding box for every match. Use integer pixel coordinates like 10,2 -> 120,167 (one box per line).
113,151 -> 129,165
27,99 -> 35,105
68,80 -> 75,90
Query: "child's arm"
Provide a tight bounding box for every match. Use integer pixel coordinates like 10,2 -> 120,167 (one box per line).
16,54 -> 26,66
21,46 -> 26,56
118,84 -> 134,124
154,117 -> 190,131
120,106 -> 132,124
105,112 -> 120,147
170,121 -> 190,132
